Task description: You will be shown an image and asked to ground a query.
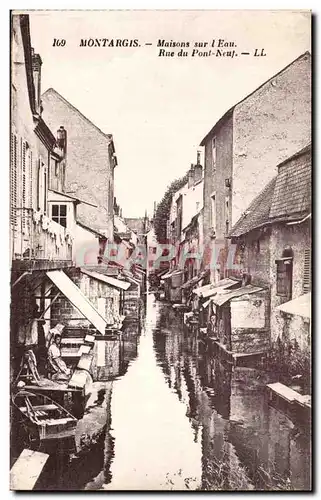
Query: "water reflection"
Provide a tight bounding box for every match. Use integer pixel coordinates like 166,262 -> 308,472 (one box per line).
152,302 -> 311,491
35,295 -> 311,490
101,297 -> 202,490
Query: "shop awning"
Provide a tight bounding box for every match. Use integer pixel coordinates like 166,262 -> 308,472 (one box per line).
161,269 -> 184,281
181,271 -> 208,290
276,293 -> 311,319
80,268 -> 131,290
193,278 -> 239,298
46,270 -> 107,335
211,284 -> 264,307
120,270 -> 140,287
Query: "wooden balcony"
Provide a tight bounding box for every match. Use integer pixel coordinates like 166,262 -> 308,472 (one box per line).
10,208 -> 73,271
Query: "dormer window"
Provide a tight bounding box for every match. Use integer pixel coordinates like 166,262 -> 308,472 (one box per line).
52,204 -> 67,227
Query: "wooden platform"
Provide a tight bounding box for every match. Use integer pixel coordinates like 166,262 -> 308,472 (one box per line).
267,382 -> 311,409
212,341 -> 266,367
10,449 -> 49,490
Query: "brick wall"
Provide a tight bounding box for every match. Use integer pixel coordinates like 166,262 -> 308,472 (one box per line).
232,53 -> 311,226
41,89 -> 115,239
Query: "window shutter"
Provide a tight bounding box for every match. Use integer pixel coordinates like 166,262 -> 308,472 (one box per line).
37,160 -> 41,210
10,133 -> 18,227
22,141 -> 26,228
29,149 -> 33,209
303,249 -> 311,293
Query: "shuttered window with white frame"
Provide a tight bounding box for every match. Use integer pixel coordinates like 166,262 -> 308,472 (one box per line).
10,132 -> 18,227
28,148 -> 33,210
21,140 -> 27,229
303,248 -> 311,293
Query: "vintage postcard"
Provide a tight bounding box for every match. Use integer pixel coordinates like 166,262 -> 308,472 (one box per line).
9,9 -> 311,491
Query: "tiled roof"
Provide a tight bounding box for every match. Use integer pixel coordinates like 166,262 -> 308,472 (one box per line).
228,177 -> 277,238
124,218 -> 147,234
269,145 -> 311,219
83,265 -> 121,277
229,144 -> 311,238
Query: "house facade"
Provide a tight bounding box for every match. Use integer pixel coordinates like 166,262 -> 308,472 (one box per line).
11,14 -> 80,380
228,145 -> 311,355
201,52 -> 311,281
10,15 -> 138,392
41,88 -> 117,240
161,156 -> 204,302
11,15 -> 72,269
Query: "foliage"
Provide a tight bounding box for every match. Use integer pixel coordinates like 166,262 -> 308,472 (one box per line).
153,172 -> 189,243
163,456 -> 296,491
265,338 -> 311,391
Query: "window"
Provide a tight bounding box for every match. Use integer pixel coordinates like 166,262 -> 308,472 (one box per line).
44,171 -> 47,214
211,193 -> 216,230
37,160 -> 47,213
52,204 -> 67,227
303,248 -> 311,293
176,195 -> 183,239
212,137 -> 216,169
28,149 -> 33,209
225,195 -> 229,234
10,133 -> 18,227
22,141 -> 26,228
276,248 -> 293,299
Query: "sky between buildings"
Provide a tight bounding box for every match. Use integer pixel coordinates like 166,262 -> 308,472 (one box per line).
24,10 -> 310,218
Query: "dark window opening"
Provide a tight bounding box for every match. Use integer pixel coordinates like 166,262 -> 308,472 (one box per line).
51,204 -> 67,228
276,248 -> 293,299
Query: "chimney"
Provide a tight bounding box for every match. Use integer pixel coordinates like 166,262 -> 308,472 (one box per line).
188,164 -> 195,188
57,126 -> 67,154
194,151 -> 203,184
114,197 -> 120,216
31,49 -> 42,114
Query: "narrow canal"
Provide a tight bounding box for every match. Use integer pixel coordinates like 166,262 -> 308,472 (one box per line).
36,294 -> 311,491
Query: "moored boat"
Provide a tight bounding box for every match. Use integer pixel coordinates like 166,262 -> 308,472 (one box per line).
12,390 -> 77,453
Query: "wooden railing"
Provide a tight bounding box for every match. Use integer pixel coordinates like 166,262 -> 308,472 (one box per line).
10,208 -> 73,263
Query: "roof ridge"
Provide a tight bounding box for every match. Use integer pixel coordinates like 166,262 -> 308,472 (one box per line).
275,142 -> 311,170
42,87 -> 113,140
200,51 -> 311,145
228,176 -> 277,237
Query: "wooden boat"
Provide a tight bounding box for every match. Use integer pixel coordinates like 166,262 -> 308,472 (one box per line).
12,390 -> 77,452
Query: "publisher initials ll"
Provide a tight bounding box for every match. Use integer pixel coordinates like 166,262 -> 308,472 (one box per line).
254,48 -> 266,57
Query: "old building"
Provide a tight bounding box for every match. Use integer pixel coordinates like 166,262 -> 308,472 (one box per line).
124,215 -> 149,246
201,52 -> 311,281
228,144 -> 311,356
11,16 -> 70,268
161,155 -> 205,302
11,14 -> 76,367
10,15 -> 134,395
41,88 -> 117,240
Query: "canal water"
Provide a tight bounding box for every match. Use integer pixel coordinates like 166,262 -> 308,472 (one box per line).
36,294 -> 311,491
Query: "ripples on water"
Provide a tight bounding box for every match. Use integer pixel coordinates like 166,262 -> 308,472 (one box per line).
35,294 -> 311,491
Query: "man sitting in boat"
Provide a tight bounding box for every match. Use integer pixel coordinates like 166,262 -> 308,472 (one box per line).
47,333 -> 71,380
